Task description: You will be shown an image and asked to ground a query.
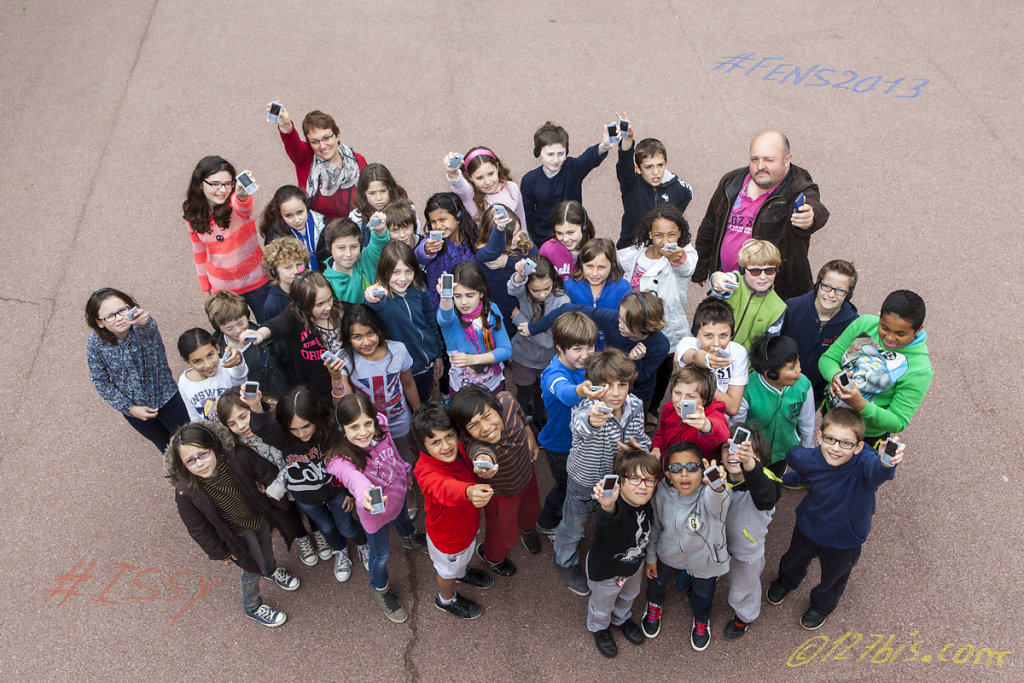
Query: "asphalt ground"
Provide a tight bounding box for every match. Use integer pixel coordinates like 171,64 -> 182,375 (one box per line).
1,1 -> 1021,680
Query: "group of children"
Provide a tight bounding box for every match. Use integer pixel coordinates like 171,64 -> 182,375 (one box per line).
83,106 -> 934,653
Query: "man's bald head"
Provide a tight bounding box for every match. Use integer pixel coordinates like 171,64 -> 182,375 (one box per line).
748,130 -> 792,189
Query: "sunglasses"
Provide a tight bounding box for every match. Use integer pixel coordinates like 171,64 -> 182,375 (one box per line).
666,462 -> 702,474
745,266 -> 777,276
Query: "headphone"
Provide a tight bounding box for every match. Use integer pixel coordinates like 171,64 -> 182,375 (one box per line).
533,146 -> 541,158
441,193 -> 463,222
762,337 -> 779,381
631,291 -> 654,335
696,366 -> 717,405
269,267 -> 277,278
813,276 -> 856,304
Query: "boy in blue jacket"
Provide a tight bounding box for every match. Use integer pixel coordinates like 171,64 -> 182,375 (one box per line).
615,115 -> 693,248
765,407 -> 904,630
536,312 -> 601,537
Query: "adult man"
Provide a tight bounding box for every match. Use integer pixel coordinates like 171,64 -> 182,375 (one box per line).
693,131 -> 828,300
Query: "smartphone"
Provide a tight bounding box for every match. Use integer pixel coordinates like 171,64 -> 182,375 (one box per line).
369,286 -> 388,298
493,205 -> 509,222
595,405 -> 614,414
236,171 -> 258,194
704,465 -> 726,491
242,331 -> 260,343
368,486 -> 385,515
472,460 -> 494,470
429,230 -> 443,242
715,348 -> 731,359
522,258 -> 537,277
663,242 -> 677,251
321,350 -> 339,363
448,153 -> 464,169
125,306 -> 139,320
606,123 -> 619,141
601,474 -> 618,498
729,427 -> 751,454
881,439 -> 898,466
725,275 -> 739,289
367,216 -> 382,228
440,273 -> 455,298
221,348 -> 232,363
618,118 -> 630,135
838,371 -> 851,388
679,400 -> 697,417
794,192 -> 806,212
243,381 -> 260,399
590,385 -> 608,393
267,102 -> 282,122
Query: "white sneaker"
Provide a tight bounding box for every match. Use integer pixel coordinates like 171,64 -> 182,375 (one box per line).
333,549 -> 352,582
357,544 -> 371,571
296,536 -> 318,566
312,531 -> 333,561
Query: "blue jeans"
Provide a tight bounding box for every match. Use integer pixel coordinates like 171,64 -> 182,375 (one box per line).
240,282 -> 272,324
237,522 -> 276,615
644,559 -> 717,622
553,479 -> 600,568
537,450 -> 569,530
297,494 -> 367,550
365,505 -> 416,590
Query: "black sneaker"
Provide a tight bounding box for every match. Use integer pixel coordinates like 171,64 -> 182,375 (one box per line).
476,544 -> 516,576
520,527 -> 542,554
724,615 -> 749,640
617,619 -> 645,646
641,602 -> 662,638
457,567 -> 494,589
555,563 -> 590,596
400,531 -> 429,554
766,581 -> 789,605
536,524 -> 557,542
434,592 -> 483,620
800,608 -> 827,630
691,619 -> 711,651
593,628 -> 617,658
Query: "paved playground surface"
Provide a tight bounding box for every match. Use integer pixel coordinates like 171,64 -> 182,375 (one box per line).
2,1 -> 1022,680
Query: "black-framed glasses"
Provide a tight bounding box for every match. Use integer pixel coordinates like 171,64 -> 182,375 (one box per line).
99,305 -> 130,323
819,283 -> 849,297
203,179 -> 233,190
821,433 -> 857,450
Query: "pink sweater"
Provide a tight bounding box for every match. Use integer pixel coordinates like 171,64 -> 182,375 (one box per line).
188,193 -> 267,294
539,238 -> 575,281
448,173 -> 528,234
325,415 -> 412,534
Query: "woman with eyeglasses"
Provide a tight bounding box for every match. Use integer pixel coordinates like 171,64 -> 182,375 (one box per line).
268,102 -> 367,222
85,287 -> 189,452
182,155 -> 271,322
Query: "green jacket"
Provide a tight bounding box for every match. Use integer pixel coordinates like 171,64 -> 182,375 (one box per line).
818,315 -> 933,437
721,273 -> 787,351
742,372 -> 814,465
323,230 -> 390,304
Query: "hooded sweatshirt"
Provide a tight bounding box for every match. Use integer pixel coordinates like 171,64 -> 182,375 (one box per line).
781,290 -> 858,402
615,145 -> 693,249
322,229 -> 389,303
651,398 -> 730,462
787,443 -> 896,549
818,315 -> 933,437
646,478 -> 731,578
724,460 -> 780,562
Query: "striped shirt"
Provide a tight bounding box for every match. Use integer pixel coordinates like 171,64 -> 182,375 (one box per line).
567,394 -> 651,488
466,392 -> 533,496
198,460 -> 262,533
188,193 -> 268,294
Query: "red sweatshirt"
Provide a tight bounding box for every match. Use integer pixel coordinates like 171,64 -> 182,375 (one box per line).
652,398 -> 730,463
413,444 -> 482,553
279,127 -> 367,221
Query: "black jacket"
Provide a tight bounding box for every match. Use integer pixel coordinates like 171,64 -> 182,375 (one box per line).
693,164 -> 828,300
616,145 -> 693,248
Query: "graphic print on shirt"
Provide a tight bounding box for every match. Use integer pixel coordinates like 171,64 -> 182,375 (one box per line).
283,446 -> 339,493
829,333 -> 909,409
615,508 -> 651,564
352,372 -> 404,424
727,194 -> 755,238
189,388 -> 223,422
299,328 -> 325,362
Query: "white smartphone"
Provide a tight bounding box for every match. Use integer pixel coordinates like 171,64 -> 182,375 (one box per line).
618,118 -> 630,135
429,230 -> 444,242
473,460 -> 494,470
440,273 -> 455,298
369,286 -> 388,298
522,258 -> 537,277
221,348 -> 232,363
838,371 -> 852,388
368,486 -> 385,515
704,465 -> 726,491
493,205 -> 509,222
595,405 -> 614,414
601,474 -> 619,498
242,331 -> 260,343
729,427 -> 751,454
448,153 -> 464,169
243,381 -> 259,399
605,123 -> 619,141
663,243 -> 677,251
590,384 -> 608,393
880,439 -> 898,466
715,348 -> 731,359
367,216 -> 382,228
267,102 -> 282,122
321,350 -> 339,363
126,306 -> 139,320
236,171 -> 258,194
679,400 -> 697,417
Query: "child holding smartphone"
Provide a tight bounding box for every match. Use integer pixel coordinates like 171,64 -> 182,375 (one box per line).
675,297 -> 750,419
322,216 -> 390,304
85,288 -> 189,453
206,291 -> 290,402
445,148 -> 528,232
349,163 -> 417,243
650,366 -> 730,463
553,349 -> 651,596
412,403 -> 496,620
258,185 -> 327,271
642,442 -> 730,651
474,204 -> 536,328
176,328 -> 249,422
708,239 -> 786,351
586,449 -> 662,659
325,394 -> 427,623
416,192 -> 479,309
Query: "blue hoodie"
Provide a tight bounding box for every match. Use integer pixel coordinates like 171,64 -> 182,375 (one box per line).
537,356 -> 586,453
365,285 -> 442,375
781,290 -> 858,403
787,443 -> 896,549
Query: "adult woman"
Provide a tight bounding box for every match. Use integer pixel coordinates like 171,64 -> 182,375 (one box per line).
182,155 -> 271,322
269,102 -> 367,221
85,287 -> 189,453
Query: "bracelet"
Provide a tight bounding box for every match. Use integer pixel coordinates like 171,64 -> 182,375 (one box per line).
331,385 -> 347,399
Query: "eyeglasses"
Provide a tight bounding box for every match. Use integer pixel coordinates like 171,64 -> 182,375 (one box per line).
819,283 -> 849,297
203,179 -> 234,190
99,305 -> 130,323
308,132 -> 336,146
183,449 -> 214,468
821,433 -> 857,450
625,475 -> 659,488
746,266 -> 777,276
666,462 -> 702,474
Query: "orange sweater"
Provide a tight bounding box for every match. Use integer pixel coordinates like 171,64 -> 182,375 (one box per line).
188,194 -> 267,293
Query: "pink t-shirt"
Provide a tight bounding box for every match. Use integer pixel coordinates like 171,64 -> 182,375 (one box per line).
719,174 -> 778,273
540,238 -> 575,281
